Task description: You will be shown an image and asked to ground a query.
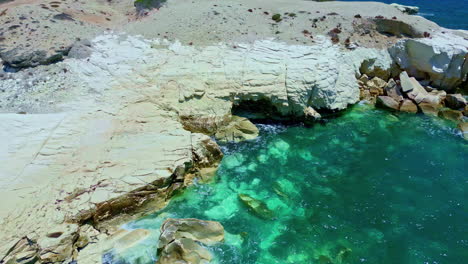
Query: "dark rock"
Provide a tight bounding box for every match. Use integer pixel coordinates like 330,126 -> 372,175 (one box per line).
0,47 -> 69,68
68,39 -> 92,59
373,18 -> 423,38
376,96 -> 399,111
238,194 -> 274,219
445,94 -> 467,110
384,78 -> 403,102
157,218 -> 224,264
53,13 -> 75,21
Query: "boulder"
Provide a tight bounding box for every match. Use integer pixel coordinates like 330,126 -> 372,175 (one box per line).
68,39 -> 93,59
400,99 -> 418,113
304,106 -> 322,120
376,96 -> 399,111
458,122 -> 468,140
439,109 -> 464,122
401,73 -> 428,103
215,116 -> 259,143
367,77 -> 387,95
157,238 -> 213,264
400,71 -> 447,106
390,3 -> 419,15
419,103 -> 440,116
445,94 -> 467,110
390,34 -> 468,89
422,90 -> 446,106
238,194 -> 274,219
358,74 -> 369,86
367,77 -> 387,89
399,71 -> 418,92
157,218 -> 224,264
384,78 -> 403,102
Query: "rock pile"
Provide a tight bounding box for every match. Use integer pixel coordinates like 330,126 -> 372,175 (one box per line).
360,71 -> 467,134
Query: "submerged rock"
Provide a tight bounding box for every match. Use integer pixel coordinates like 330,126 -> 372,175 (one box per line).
157,218 -> 224,264
458,122 -> 468,140
439,109 -> 464,122
238,194 -> 274,219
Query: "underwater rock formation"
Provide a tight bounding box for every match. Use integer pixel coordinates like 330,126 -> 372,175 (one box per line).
238,194 -> 275,219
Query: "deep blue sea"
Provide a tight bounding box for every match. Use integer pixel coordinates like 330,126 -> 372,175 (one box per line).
342,0 -> 468,30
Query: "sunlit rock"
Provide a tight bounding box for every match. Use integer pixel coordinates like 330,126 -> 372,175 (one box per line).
156,218 -> 224,264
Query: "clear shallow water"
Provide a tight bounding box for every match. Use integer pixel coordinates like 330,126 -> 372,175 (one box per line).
342,0 -> 468,30
123,105 -> 467,264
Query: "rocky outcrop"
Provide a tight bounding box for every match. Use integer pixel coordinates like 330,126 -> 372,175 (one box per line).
390,33 -> 468,90
373,18 -> 423,38
215,116 -> 259,143
390,3 -> 419,15
156,218 -> 224,264
0,0 -> 467,260
376,96 -> 400,111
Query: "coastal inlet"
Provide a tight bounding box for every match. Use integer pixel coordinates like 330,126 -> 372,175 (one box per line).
118,104 -> 467,264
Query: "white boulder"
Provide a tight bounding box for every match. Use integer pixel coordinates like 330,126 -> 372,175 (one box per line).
390,3 -> 419,15
390,33 -> 468,90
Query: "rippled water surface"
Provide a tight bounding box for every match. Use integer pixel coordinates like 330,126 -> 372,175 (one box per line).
123,105 -> 467,264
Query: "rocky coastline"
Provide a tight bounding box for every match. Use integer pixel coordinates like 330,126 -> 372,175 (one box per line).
0,0 -> 467,263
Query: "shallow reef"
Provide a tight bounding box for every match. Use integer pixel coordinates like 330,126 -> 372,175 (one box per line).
120,104 -> 467,264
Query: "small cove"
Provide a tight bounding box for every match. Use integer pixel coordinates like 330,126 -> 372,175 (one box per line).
114,104 -> 467,264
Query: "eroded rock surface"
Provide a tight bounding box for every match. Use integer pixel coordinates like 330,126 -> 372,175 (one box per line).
390,33 -> 468,89
0,0 -> 467,262
156,218 -> 224,264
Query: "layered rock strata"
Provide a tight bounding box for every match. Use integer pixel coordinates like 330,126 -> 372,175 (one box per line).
0,0 -> 467,263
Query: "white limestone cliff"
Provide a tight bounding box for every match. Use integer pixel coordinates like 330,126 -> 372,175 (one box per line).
390,32 -> 468,89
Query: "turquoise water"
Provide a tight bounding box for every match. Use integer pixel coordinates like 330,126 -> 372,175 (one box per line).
342,0 -> 468,30
123,105 -> 467,264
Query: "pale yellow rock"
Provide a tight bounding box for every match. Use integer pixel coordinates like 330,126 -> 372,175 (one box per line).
156,218 -> 225,264
215,116 -> 259,143
458,122 -> 468,140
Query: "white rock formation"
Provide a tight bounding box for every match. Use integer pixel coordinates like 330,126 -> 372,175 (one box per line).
1,29 -> 466,262
390,32 -> 468,89
390,3 -> 419,15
